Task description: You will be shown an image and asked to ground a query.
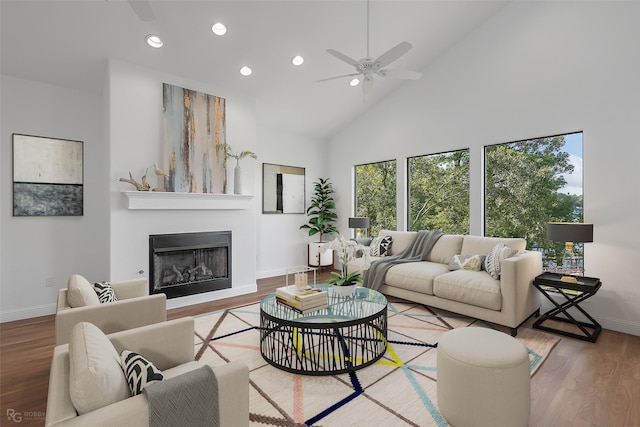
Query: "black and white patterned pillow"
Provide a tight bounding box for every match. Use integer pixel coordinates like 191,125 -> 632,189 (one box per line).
484,243 -> 519,279
93,281 -> 118,303
121,350 -> 164,396
370,235 -> 393,257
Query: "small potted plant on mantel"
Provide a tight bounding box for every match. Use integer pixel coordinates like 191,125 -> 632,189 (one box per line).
300,178 -> 339,269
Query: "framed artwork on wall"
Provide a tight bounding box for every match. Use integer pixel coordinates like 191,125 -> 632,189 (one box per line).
262,163 -> 305,214
162,83 -> 227,194
12,133 -> 84,216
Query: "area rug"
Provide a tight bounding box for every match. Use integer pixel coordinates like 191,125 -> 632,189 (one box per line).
194,298 -> 559,427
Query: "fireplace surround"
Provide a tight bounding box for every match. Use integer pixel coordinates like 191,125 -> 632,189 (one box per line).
149,231 -> 232,299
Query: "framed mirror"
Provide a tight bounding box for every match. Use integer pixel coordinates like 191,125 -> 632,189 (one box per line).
262,163 -> 305,214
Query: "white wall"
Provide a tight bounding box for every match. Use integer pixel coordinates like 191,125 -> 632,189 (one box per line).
107,60 -> 259,309
256,126 -> 328,278
328,1 -> 640,335
0,76 -> 108,321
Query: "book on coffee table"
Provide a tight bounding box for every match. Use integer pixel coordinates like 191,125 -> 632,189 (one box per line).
275,286 -> 328,312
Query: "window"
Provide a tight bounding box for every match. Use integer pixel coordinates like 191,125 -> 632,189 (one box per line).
407,150 -> 470,233
354,160 -> 396,236
484,132 -> 583,271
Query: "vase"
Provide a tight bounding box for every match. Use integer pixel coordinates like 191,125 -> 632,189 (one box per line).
234,164 -> 242,194
332,284 -> 357,297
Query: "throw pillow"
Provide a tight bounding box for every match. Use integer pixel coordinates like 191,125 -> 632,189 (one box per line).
68,322 -> 131,414
462,255 -> 484,271
449,254 -> 485,271
369,235 -> 393,257
121,350 -> 164,396
94,281 -> 118,303
67,274 -> 100,307
484,243 -> 519,279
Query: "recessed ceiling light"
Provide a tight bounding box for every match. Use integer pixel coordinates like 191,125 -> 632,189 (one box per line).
349,78 -> 360,87
145,34 -> 163,48
211,22 -> 227,36
292,55 -> 304,66
240,66 -> 252,76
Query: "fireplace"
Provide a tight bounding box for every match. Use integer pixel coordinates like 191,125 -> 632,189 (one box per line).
149,231 -> 231,299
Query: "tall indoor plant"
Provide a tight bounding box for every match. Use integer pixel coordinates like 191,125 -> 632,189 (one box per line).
300,178 -> 339,267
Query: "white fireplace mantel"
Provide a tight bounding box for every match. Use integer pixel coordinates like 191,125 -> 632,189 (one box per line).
123,191 -> 254,210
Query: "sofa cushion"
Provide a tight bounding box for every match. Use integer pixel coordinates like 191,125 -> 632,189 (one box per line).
427,234 -> 464,264
121,350 -> 164,396
69,322 -> 131,414
67,274 -> 100,307
460,236 -> 526,256
433,270 -> 502,311
370,235 -> 393,257
385,262 -> 450,295
449,254 -> 485,271
378,230 -> 417,256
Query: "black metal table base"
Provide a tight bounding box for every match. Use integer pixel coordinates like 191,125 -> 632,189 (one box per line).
533,284 -> 602,343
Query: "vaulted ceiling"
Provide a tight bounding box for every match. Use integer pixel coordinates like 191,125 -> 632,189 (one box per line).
1,1 -> 508,139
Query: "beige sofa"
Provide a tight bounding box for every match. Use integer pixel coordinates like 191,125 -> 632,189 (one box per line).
45,317 -> 249,427
348,230 -> 542,335
55,276 -> 167,345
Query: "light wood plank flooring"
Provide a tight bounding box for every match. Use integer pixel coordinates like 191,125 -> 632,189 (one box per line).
1,272 -> 639,427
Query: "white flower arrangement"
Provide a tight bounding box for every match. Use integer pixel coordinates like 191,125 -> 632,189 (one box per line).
320,236 -> 370,281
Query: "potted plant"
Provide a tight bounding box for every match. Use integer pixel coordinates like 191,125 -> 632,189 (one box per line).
300,178 -> 339,267
321,237 -> 369,296
221,144 -> 257,194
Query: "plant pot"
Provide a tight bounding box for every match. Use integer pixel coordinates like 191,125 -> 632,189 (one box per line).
308,242 -> 333,267
332,284 -> 357,297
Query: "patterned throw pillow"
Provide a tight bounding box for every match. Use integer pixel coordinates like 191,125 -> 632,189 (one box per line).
121,350 -> 164,396
449,254 -> 486,271
370,235 -> 393,257
94,281 -> 118,303
484,243 -> 519,279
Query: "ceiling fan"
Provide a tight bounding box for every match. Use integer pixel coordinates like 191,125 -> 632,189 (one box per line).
319,0 -> 422,95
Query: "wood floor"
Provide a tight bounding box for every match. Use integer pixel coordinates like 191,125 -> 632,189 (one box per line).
1,272 -> 639,427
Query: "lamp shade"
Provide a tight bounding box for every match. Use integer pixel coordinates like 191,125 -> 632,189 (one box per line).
547,222 -> 593,243
348,217 -> 370,229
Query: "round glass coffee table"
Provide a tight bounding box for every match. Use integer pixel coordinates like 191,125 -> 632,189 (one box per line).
260,284 -> 387,375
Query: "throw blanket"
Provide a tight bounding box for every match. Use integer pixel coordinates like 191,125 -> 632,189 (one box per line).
364,230 -> 445,291
144,365 -> 219,427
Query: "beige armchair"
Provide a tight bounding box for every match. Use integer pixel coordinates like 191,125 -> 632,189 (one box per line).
45,317 -> 250,427
55,276 -> 167,345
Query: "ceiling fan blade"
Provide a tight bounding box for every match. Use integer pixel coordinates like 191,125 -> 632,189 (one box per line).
326,49 -> 360,67
317,73 -> 361,83
374,41 -> 413,68
377,69 -> 422,80
127,0 -> 156,22
362,74 -> 374,96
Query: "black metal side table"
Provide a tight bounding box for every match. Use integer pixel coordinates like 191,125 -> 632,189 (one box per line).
532,272 -> 602,343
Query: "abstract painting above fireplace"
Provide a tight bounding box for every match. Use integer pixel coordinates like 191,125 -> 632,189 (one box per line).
149,231 -> 232,299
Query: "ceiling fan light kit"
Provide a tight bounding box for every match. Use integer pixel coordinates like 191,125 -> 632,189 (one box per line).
319,0 -> 422,96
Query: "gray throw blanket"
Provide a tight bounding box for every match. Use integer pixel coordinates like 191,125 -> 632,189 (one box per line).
364,230 -> 445,291
144,365 -> 219,427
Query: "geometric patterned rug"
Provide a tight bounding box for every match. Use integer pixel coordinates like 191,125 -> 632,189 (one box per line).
194,298 -> 559,427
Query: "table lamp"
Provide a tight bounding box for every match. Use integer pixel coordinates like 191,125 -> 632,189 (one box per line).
547,222 -> 593,278
349,217 -> 370,238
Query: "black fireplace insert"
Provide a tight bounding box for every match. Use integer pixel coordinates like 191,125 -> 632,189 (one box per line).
149,231 -> 231,299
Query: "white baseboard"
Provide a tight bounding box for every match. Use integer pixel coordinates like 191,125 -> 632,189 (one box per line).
165,282 -> 257,310
0,303 -> 56,323
0,284 -> 258,323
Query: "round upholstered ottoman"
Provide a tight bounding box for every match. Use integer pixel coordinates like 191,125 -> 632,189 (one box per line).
437,328 -> 530,427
